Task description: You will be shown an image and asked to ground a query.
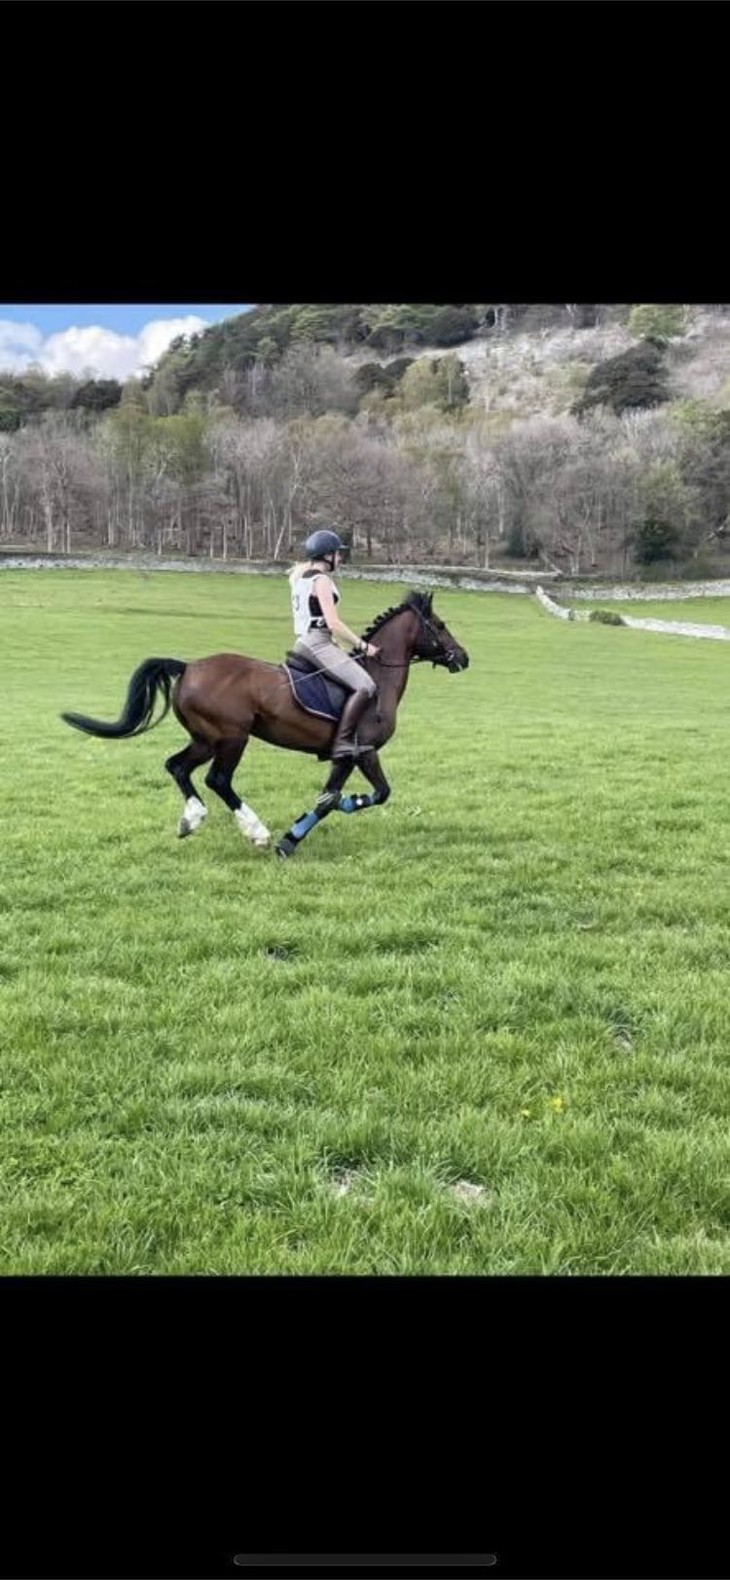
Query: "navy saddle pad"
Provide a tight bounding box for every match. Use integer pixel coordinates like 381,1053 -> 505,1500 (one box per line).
282,650 -> 348,723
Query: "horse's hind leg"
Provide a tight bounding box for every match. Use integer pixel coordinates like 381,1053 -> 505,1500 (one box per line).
166,740 -> 214,837
205,738 -> 271,849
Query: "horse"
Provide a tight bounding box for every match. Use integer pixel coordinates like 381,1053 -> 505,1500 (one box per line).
60,588 -> 469,859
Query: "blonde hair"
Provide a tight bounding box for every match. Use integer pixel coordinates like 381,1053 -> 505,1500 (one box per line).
288,560 -> 312,584
288,558 -> 334,584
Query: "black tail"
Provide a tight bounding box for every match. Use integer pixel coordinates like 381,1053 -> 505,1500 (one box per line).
61,657 -> 186,739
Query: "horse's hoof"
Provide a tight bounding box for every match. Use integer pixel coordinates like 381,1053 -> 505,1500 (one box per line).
179,801 -> 207,838
178,815 -> 206,838
276,837 -> 297,859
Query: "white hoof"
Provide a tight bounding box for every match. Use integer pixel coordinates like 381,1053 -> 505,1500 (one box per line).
178,798 -> 207,838
234,804 -> 271,848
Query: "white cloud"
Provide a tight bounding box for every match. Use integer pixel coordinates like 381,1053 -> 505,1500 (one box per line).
0,315 -> 209,380
0,319 -> 44,367
136,318 -> 208,372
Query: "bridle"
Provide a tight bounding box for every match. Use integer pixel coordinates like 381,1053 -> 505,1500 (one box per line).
414,607 -> 461,670
361,606 -> 460,671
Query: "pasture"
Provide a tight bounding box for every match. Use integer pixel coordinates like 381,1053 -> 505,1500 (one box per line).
567,595 -> 730,626
2,569 -> 729,1273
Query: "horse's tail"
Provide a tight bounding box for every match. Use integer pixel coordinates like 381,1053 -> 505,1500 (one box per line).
61,657 -> 186,739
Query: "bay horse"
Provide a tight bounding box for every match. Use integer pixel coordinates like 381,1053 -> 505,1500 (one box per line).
60,589 -> 469,859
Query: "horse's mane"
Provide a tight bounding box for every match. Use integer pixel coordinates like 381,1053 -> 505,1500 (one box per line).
358,589 -> 433,646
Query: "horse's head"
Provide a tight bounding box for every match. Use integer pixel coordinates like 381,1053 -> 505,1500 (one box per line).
405,591 -> 469,673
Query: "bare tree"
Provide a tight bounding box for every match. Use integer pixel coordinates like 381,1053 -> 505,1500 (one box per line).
0,436 -> 19,539
267,344 -> 359,422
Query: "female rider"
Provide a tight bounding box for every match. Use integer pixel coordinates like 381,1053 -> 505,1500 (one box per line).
289,529 -> 379,758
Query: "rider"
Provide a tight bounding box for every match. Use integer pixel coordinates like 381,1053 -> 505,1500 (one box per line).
289,529 -> 379,758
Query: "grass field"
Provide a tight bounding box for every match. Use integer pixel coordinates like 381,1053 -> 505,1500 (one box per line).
567,595 -> 730,625
2,569 -> 730,1274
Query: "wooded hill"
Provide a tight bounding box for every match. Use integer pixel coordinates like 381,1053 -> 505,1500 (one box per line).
3,304 -> 730,578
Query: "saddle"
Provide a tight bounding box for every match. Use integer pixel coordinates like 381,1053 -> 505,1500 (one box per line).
282,650 -> 349,723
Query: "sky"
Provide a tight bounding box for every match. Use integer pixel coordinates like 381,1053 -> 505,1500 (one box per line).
0,304 -> 253,382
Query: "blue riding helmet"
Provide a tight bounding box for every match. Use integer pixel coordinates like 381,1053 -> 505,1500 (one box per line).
304,529 -> 346,561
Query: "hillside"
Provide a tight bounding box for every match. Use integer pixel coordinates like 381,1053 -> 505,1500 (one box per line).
147,303 -> 730,421
3,304 -> 730,579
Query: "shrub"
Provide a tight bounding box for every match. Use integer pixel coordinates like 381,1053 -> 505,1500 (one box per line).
589,609 -> 625,625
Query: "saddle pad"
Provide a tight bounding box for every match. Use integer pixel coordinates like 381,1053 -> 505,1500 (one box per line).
282,664 -> 346,723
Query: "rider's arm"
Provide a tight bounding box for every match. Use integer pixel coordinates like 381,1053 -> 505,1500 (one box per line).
313,576 -> 368,651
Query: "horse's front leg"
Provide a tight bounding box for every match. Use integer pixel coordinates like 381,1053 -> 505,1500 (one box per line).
338,749 -> 391,814
275,759 -> 355,860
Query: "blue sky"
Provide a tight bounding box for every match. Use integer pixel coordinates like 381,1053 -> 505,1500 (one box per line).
0,304 -> 253,379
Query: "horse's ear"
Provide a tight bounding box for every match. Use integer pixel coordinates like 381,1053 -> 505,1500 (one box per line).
426,590 -> 434,610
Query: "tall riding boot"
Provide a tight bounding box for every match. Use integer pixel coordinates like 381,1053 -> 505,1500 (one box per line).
331,688 -> 372,759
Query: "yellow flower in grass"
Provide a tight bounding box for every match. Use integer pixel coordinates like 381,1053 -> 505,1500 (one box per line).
520,1108 -> 532,1119
548,1096 -> 566,1113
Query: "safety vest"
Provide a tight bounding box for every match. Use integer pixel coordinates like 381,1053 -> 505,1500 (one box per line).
291,570 -> 340,637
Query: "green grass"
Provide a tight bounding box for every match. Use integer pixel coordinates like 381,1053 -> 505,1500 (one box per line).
567,596 -> 730,625
2,569 -> 730,1274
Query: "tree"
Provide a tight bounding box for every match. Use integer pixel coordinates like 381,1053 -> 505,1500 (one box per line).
674,405 -> 730,542
98,399 -> 154,547
566,305 -> 599,328
430,306 -> 478,346
631,518 -> 680,564
0,400 -> 22,433
575,342 -> 671,416
71,379 -> 123,415
628,304 -> 688,343
399,355 -> 469,413
267,344 -> 359,421
16,414 -> 108,553
294,417 -> 427,562
0,435 -> 19,537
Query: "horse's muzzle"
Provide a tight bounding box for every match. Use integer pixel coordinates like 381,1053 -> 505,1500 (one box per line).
446,649 -> 469,672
